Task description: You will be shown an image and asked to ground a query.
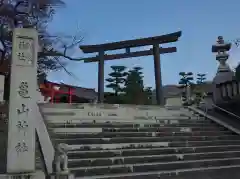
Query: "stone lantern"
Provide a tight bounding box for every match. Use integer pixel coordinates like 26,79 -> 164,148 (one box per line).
212,36 -> 234,83
212,36 -> 234,102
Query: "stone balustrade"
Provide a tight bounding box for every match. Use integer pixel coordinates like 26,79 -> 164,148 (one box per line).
215,80 -> 240,103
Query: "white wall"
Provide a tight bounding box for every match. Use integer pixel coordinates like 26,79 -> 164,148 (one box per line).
165,97 -> 182,107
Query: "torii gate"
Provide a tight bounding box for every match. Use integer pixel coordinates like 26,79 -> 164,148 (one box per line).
79,31 -> 182,105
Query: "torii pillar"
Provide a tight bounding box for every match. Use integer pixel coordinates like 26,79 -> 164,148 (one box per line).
98,50 -> 105,103
153,44 -> 163,105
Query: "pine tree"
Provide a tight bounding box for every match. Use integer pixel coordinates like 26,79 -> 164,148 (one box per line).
106,65 -> 127,95
196,73 -> 206,84
178,72 -> 194,104
124,66 -> 145,104
143,87 -> 153,105
195,73 -> 206,106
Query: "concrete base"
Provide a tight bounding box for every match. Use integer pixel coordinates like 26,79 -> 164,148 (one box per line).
53,173 -> 74,179
34,170 -> 46,179
0,171 -> 45,179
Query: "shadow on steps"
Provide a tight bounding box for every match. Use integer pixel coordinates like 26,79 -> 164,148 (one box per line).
198,103 -> 240,133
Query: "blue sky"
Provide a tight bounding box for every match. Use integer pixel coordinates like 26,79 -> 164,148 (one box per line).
47,0 -> 240,90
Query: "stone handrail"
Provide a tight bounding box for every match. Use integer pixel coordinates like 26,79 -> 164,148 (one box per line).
35,104 -> 54,174
188,105 -> 240,135
212,103 -> 240,120
214,80 -> 240,104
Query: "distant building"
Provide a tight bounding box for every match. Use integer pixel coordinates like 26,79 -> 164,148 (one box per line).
39,81 -> 97,103
152,82 -> 214,106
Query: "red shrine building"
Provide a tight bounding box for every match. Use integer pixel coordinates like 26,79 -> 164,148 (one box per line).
39,81 -> 97,103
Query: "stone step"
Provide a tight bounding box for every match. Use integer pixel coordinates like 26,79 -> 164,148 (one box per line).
40,104 -> 192,119
45,118 -> 204,125
51,126 -> 227,134
68,145 -> 240,159
50,126 -> 227,136
46,119 -> 212,128
75,165 -> 240,179
54,135 -> 240,145
66,140 -> 240,151
52,130 -> 234,138
40,103 -> 186,111
48,122 -> 217,129
68,150 -> 240,168
70,157 -> 240,177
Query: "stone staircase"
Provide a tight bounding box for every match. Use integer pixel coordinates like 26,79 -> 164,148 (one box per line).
40,103 -> 240,179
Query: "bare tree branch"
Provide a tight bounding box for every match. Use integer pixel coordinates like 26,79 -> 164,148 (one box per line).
233,39 -> 240,47
39,51 -> 83,61
0,0 -> 84,81
39,30 -> 84,61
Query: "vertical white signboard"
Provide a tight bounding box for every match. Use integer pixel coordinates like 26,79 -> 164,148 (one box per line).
7,28 -> 38,173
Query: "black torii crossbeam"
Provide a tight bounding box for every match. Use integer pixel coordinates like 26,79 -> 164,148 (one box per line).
79,31 -> 182,105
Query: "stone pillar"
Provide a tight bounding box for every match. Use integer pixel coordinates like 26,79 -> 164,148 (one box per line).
212,36 -> 234,103
186,85 -> 191,102
153,44 -> 164,105
7,28 -> 38,173
98,50 -> 104,103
